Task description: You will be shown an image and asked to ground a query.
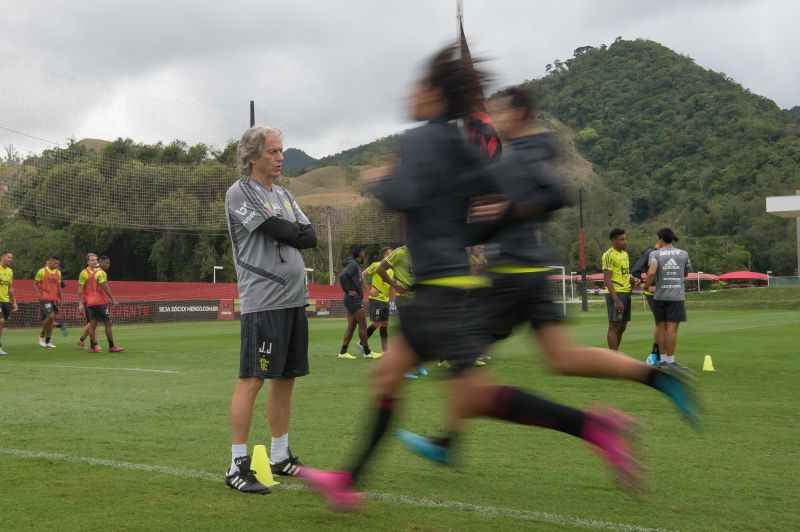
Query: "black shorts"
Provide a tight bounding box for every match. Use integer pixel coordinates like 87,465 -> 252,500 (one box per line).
368,300 -> 390,323
645,294 -> 656,318
343,294 -> 363,315
650,300 -> 686,323
398,285 -> 490,374
87,305 -> 110,323
40,301 -> 59,320
0,302 -> 11,321
486,272 -> 564,341
606,293 -> 632,323
239,307 -> 309,380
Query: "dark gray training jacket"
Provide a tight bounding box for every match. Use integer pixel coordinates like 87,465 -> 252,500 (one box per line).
338,257 -> 363,296
486,132 -> 567,267
370,119 -> 492,283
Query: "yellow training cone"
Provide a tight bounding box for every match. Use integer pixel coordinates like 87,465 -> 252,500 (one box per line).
702,355 -> 715,372
251,444 -> 280,487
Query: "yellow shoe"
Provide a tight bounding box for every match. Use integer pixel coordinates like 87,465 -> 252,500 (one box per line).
437,360 -> 451,369
364,351 -> 383,359
337,352 -> 357,360
474,359 -> 487,367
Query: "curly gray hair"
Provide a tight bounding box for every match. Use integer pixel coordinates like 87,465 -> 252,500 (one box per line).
237,126 -> 283,176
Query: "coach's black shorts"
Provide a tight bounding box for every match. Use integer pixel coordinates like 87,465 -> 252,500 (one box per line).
398,285 -> 489,374
368,299 -> 390,323
605,293 -> 632,323
240,307 -> 309,380
486,272 -> 564,341
87,305 -> 110,323
343,293 -> 363,315
0,302 -> 11,321
650,299 -> 686,323
40,300 -> 58,320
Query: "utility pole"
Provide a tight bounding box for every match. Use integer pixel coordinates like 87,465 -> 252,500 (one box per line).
249,100 -> 255,127
327,210 -> 335,286
579,188 -> 589,312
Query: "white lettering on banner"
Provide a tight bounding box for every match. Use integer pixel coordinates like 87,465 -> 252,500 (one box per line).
158,305 -> 219,313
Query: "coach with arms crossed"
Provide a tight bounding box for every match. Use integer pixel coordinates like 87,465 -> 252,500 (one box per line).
223,126 -> 317,494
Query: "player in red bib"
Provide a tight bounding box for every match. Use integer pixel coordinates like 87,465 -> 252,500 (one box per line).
77,253 -> 124,353
34,256 -> 63,349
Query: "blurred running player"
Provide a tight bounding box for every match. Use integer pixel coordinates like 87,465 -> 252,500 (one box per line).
396,87 -> 698,469
299,45 -> 642,510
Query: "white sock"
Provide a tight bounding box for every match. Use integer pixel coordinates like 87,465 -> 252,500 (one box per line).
270,433 -> 289,464
230,444 -> 248,473
664,355 -> 675,363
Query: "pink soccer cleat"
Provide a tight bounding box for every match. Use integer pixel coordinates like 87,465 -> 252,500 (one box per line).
583,406 -> 643,494
89,345 -> 102,353
298,468 -> 363,512
77,339 -> 85,348
109,346 -> 126,353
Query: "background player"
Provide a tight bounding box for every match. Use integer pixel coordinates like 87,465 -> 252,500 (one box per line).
0,251 -> 18,356
632,241 -> 662,365
363,247 -> 394,354
78,253 -> 124,353
34,256 -> 62,349
644,228 -> 692,368
602,229 -> 634,350
337,246 -> 377,360
79,255 -> 111,346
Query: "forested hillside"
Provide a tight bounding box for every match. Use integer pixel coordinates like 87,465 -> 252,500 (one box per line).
2,39 -> 798,281
527,38 -> 800,273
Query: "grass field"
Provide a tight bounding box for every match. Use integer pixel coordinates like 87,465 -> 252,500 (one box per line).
1,294 -> 798,531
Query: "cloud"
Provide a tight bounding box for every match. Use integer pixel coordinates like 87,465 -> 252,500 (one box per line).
1,0 -> 797,158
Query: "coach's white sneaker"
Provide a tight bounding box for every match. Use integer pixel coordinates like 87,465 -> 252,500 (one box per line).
0,347 -> 8,356
46,342 -> 57,349
38,337 -> 47,348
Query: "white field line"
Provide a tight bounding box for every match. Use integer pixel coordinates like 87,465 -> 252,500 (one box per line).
2,364 -> 179,374
0,448 -> 674,532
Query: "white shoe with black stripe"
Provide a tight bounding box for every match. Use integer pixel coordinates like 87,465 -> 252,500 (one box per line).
225,456 -> 270,494
271,449 -> 303,477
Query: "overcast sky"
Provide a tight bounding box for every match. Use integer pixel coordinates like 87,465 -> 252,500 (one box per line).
1,0 -> 798,158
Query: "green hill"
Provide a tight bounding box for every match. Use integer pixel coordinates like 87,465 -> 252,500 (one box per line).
526,38 -> 800,273
282,148 -> 317,174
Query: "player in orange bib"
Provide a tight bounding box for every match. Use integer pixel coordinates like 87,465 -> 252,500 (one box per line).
77,253 -> 124,353
34,256 -> 63,349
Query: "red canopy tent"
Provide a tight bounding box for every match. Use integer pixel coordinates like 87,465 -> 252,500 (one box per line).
719,271 -> 768,281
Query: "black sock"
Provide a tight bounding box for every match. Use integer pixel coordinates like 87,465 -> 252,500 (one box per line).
651,343 -> 660,355
80,335 -> 86,341
485,386 -> 586,439
109,340 -> 115,348
366,324 -> 377,338
91,340 -> 98,348
349,396 -> 395,484
45,337 -> 51,343
362,343 -> 371,355
340,344 -> 349,354
379,327 -> 388,350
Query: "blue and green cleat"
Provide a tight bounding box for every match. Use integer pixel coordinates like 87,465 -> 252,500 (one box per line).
653,367 -> 700,429
396,430 -> 452,465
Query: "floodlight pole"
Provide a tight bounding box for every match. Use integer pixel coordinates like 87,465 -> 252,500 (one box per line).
327,210 -> 335,286
250,100 -> 255,127
796,190 -> 800,276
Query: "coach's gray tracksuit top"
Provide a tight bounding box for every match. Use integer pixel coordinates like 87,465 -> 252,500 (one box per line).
225,177 -> 316,314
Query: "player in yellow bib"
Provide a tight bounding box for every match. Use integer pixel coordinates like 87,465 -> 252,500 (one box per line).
0,251 -> 18,356
362,247 -> 394,354
602,229 -> 634,350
